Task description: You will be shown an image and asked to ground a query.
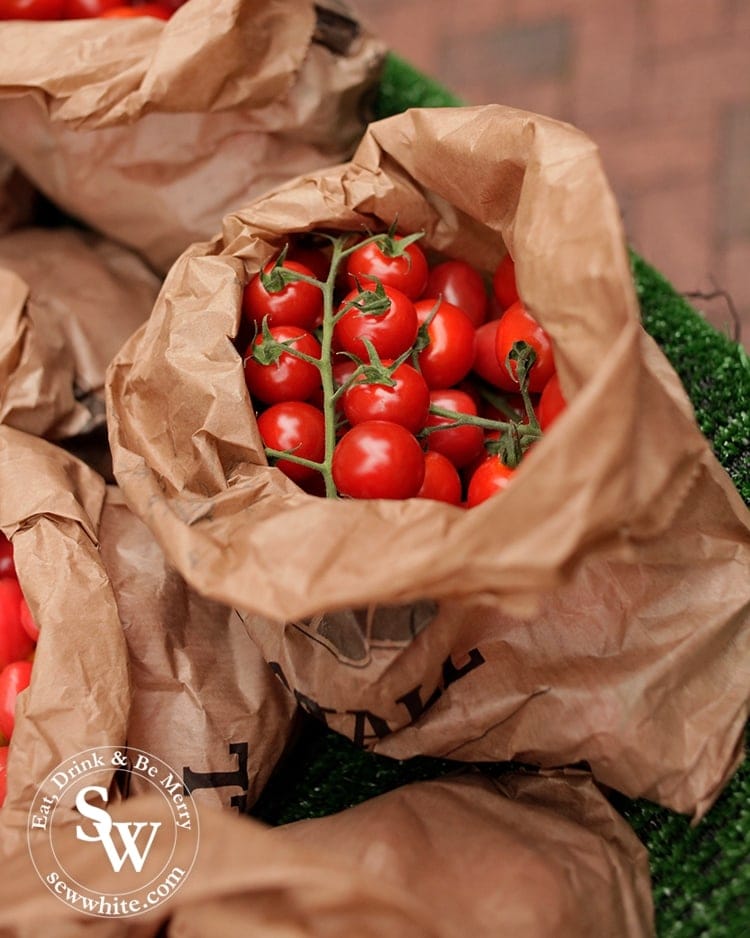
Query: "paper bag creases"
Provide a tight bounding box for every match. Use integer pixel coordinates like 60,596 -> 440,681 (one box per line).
106,105 -> 750,814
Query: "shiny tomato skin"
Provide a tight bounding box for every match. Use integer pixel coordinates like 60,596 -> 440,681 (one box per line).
0,745 -> 7,808
0,660 -> 32,740
244,326 -> 321,405
101,3 -> 170,16
333,421 -> 425,500
425,389 -> 485,469
243,259 -> 322,332
414,298 -> 476,390
423,260 -> 488,327
417,451 -> 463,505
257,401 -> 325,485
471,319 -> 507,388
538,372 -> 566,429
63,0 -> 120,16
0,0 -> 64,16
334,285 -> 418,361
494,301 -> 556,393
466,456 -> 515,507
0,535 -> 14,580
342,362 -> 429,434
0,580 -> 34,672
345,236 -> 428,299
19,597 -> 38,643
492,253 -> 519,310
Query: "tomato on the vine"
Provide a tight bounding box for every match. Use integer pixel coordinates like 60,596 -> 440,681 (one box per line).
0,579 -> 35,671
345,235 -> 428,300
244,326 -> 321,405
538,372 -> 566,429
0,660 -> 32,740
494,301 -> 556,393
414,298 -> 476,390
492,253 -> 519,310
466,456 -> 515,507
424,389 -> 485,468
63,0 -> 121,16
243,258 -> 322,331
333,421 -> 425,499
342,361 -> 429,434
0,0 -> 63,16
417,451 -> 463,505
0,535 -> 14,580
257,401 -> 325,485
423,260 -> 488,327
471,320 -> 507,388
334,285 -> 418,361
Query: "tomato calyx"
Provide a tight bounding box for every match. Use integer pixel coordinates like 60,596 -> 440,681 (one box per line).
258,245 -> 322,295
336,278 -> 392,321
372,221 -> 425,260
248,318 -> 321,368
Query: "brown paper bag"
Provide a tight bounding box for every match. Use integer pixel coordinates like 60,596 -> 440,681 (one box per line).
0,427 -> 296,862
106,105 -> 750,816
0,0 -> 385,273
0,157 -> 34,236
0,227 -> 159,440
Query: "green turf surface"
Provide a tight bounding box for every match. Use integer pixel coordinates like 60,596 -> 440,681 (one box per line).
253,54 -> 750,937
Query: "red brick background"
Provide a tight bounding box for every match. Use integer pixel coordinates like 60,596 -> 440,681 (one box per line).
351,0 -> 750,349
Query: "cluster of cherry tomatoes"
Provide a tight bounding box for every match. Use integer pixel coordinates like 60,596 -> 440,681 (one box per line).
0,0 -> 184,20
241,228 -> 566,508
0,534 -> 38,808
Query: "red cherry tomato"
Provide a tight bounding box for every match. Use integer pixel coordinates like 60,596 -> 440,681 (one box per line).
63,0 -> 121,16
287,244 -> 331,283
492,253 -> 519,310
0,535 -> 14,580
333,421 -> 425,500
417,451 -> 463,505
257,401 -> 325,485
424,389 -> 485,468
244,326 -> 321,405
0,0 -> 64,17
342,361 -> 429,434
494,301 -> 556,393
471,320 -> 508,389
0,660 -> 32,739
538,372 -> 566,430
345,235 -> 428,300
466,456 -> 515,507
423,260 -> 488,327
414,298 -> 476,389
19,597 -> 38,643
0,745 -> 8,808
243,259 -> 323,332
101,3 -> 170,17
334,285 -> 418,361
0,580 -> 35,672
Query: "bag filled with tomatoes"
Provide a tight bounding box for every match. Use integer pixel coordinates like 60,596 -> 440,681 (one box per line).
0,427 -> 297,859
107,105 -> 750,817
0,0 -> 385,273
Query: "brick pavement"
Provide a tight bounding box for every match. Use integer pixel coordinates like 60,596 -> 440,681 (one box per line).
352,0 -> 750,349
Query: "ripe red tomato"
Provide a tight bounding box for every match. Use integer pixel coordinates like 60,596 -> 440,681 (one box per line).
0,580 -> 35,672
334,285 -> 418,361
416,451 -> 463,505
0,660 -> 32,739
466,456 -> 515,507
63,0 -> 121,16
19,597 -> 38,643
424,389 -> 485,468
423,260 -> 488,327
0,535 -> 14,580
471,320 -> 507,388
494,301 -> 556,393
342,361 -> 429,434
0,0 -> 64,16
333,421 -> 425,499
414,298 -> 476,390
345,235 -> 428,299
492,253 -> 519,310
287,244 -> 331,282
0,745 -> 7,808
244,326 -> 321,405
257,401 -> 325,485
101,3 -> 170,16
538,372 -> 566,429
243,259 -> 323,331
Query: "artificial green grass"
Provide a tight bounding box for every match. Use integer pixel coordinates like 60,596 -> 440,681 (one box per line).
252,54 -> 750,938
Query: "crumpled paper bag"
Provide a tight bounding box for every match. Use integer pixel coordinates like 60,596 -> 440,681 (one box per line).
106,105 -> 750,816
0,226 -> 159,439
0,427 -> 296,861
0,0 -> 386,273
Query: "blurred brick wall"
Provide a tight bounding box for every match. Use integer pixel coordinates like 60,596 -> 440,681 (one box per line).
351,0 -> 750,348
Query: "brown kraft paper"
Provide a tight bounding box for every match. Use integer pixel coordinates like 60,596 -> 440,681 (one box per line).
0,0 -> 386,273
106,105 -> 750,816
